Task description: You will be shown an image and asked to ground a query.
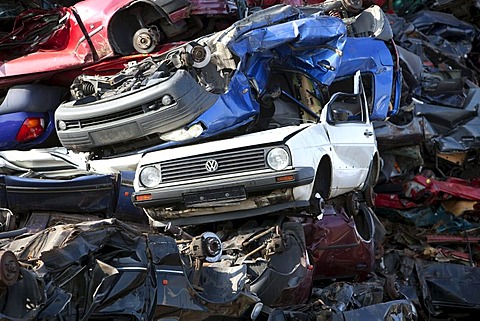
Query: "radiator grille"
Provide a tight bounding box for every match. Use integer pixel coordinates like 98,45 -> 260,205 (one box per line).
160,148 -> 267,183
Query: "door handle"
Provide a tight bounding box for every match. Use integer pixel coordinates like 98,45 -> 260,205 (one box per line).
364,130 -> 374,137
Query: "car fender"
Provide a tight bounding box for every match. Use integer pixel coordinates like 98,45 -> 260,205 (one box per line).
285,124 -> 333,201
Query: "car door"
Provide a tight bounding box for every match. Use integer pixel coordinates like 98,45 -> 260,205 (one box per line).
320,72 -> 376,197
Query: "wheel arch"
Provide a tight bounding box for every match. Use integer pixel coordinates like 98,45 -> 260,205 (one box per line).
108,1 -> 169,55
312,155 -> 333,201
367,152 -> 381,188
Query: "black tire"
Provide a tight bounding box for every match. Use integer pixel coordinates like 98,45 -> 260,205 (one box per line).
346,192 -> 360,216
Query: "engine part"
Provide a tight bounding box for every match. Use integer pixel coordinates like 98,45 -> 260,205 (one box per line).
133,27 -> 160,54
190,232 -> 222,263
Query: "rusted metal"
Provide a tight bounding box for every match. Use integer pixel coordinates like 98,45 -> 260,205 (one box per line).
426,234 -> 480,244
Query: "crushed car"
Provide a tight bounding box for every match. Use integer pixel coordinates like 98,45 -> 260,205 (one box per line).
132,68 -> 380,224
0,148 -> 144,229
0,0 -> 239,88
54,3 -> 401,158
0,84 -> 68,151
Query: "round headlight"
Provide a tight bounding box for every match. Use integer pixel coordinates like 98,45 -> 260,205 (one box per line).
139,166 -> 161,187
267,148 -> 289,171
161,94 -> 173,106
57,120 -> 66,131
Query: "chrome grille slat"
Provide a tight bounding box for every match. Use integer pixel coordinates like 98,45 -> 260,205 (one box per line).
160,148 -> 267,183
161,155 -> 264,172
162,162 -> 266,181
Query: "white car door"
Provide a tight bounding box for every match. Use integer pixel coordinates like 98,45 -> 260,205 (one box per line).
320,73 -> 376,196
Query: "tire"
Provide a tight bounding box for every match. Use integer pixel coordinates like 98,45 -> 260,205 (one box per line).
346,192 -> 360,216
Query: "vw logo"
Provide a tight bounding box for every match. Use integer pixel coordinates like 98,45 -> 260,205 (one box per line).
205,159 -> 219,172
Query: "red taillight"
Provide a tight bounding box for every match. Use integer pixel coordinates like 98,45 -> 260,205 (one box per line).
15,118 -> 45,142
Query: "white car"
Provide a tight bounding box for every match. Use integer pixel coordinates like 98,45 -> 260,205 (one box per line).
133,72 -> 380,225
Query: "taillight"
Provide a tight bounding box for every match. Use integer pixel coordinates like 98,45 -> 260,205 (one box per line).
15,118 -> 45,142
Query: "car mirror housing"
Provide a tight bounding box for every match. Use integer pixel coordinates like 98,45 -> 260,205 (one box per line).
332,109 -> 349,122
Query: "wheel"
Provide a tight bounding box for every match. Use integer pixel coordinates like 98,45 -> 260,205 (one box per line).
346,192 -> 361,216
133,28 -> 157,53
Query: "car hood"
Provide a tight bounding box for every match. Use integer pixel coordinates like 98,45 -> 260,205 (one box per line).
139,124 -> 311,166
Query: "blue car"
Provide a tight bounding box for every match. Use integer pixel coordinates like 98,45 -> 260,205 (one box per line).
55,4 -> 401,158
0,84 -> 67,151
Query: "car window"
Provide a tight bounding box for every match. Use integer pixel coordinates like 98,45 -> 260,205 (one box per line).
328,92 -> 365,123
328,73 -> 374,114
327,72 -> 371,123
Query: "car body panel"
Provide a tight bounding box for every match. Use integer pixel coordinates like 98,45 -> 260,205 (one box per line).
0,84 -> 68,151
0,0 -> 238,89
139,125 -> 309,166
337,37 -> 397,119
304,204 -> 376,281
0,173 -> 115,215
0,148 -> 144,220
319,89 -> 376,194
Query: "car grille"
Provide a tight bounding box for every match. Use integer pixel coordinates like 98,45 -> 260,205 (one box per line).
160,147 -> 267,183
62,105 -> 146,130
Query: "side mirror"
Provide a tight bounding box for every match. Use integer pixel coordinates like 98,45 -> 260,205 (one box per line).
332,109 -> 349,122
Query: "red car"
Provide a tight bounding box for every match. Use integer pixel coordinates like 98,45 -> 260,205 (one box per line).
0,0 -> 238,88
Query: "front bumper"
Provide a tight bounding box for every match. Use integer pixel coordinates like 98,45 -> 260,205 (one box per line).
133,167 -> 314,221
55,70 -> 217,152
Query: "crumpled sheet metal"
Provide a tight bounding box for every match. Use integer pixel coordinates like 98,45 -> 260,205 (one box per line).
373,115 -> 436,151
136,5 -> 351,157
388,10 -> 479,108
311,280 -> 385,312
0,219 -> 153,320
405,175 -> 480,202
0,219 -> 259,320
374,205 -> 476,233
336,299 -> 417,321
407,10 -> 477,58
415,259 -> 480,315
148,234 -> 258,320
433,116 -> 480,152
376,174 -> 480,209
303,204 -> 376,282
225,5 -> 347,90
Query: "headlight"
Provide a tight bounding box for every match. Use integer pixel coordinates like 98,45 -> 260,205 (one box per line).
160,123 -> 203,142
267,148 -> 289,171
139,166 -> 161,187
57,120 -> 66,131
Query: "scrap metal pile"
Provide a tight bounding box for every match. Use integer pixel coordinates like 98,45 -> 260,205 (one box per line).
0,0 -> 479,320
